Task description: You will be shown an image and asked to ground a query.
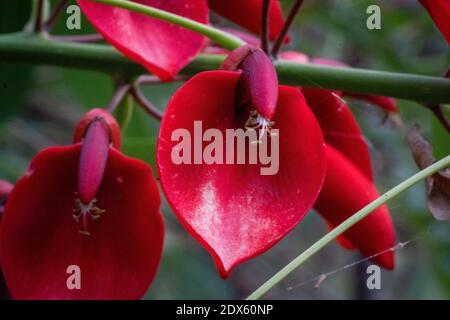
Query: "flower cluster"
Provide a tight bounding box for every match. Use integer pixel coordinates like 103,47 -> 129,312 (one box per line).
0,0 -> 447,300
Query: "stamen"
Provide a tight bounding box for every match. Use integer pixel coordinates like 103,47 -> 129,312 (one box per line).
245,110 -> 277,143
72,193 -> 106,236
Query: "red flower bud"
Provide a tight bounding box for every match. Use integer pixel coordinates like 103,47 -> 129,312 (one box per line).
223,46 -> 279,120
73,108 -> 121,149
77,120 -> 111,211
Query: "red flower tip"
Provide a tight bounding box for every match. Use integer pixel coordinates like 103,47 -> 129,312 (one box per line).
420,0 -> 450,44
222,45 -> 278,120
208,0 -> 288,42
73,108 -> 121,149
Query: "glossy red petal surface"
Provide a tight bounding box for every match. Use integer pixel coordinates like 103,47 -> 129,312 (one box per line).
77,0 -> 208,80
0,145 -> 164,299
302,88 -> 374,181
420,0 -> 450,44
314,145 -> 395,269
208,0 -> 286,40
157,71 -> 326,277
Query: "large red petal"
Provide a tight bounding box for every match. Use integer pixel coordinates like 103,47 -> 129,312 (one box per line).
314,145 -> 395,269
302,87 -> 374,181
77,0 -> 208,80
420,0 -> 450,44
157,71 -> 326,277
208,0 -> 286,41
0,145 -> 164,299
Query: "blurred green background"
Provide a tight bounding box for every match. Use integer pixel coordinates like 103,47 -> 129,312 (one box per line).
0,0 -> 449,299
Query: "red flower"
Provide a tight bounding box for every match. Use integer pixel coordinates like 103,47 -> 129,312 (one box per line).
420,0 -> 450,44
157,48 -> 326,277
0,109 -> 164,299
77,0 -> 209,81
208,0 -> 286,41
279,52 -> 396,268
315,145 -> 395,269
157,46 -> 396,276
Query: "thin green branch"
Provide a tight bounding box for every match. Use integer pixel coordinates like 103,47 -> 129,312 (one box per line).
93,0 -> 245,50
246,155 -> 450,300
33,0 -> 45,32
0,34 -> 449,104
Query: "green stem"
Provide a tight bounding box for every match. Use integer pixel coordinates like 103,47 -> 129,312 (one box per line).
246,155 -> 450,300
93,0 -> 245,50
0,34 -> 450,103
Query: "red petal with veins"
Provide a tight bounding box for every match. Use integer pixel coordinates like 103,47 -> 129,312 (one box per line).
0,145 -> 164,299
420,0 -> 450,44
208,0 -> 287,41
314,145 -> 395,269
157,70 -> 326,277
302,87 -> 374,181
77,0 -> 208,81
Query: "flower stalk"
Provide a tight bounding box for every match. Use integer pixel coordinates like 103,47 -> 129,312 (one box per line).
0,34 -> 449,104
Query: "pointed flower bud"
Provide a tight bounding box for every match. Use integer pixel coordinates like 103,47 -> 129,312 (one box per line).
73,109 -> 121,235
222,45 -> 279,120
73,108 -> 121,149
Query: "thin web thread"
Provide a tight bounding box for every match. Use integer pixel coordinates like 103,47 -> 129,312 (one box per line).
285,236 -> 420,292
